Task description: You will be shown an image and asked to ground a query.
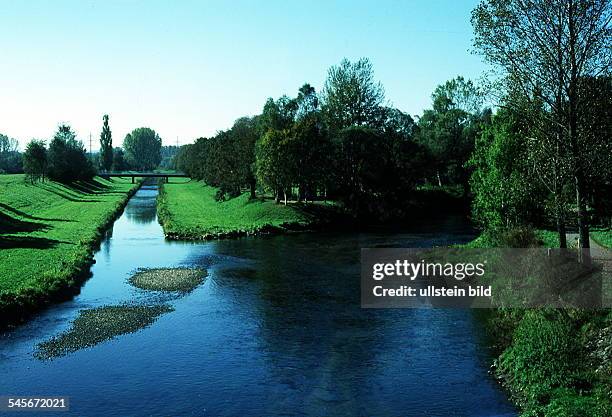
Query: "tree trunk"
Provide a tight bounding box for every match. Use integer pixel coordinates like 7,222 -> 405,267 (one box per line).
249,181 -> 256,200
568,2 -> 590,263
556,208 -> 567,249
436,170 -> 442,187
283,190 -> 287,206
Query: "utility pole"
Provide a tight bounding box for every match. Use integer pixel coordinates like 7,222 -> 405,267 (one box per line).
89,133 -> 92,160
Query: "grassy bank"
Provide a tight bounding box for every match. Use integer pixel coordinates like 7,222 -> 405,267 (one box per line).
591,229 -> 611,249
465,231 -> 611,417
0,175 -> 140,327
157,180 -> 340,239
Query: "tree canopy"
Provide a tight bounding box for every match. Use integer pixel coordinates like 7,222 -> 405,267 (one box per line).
123,128 -> 162,171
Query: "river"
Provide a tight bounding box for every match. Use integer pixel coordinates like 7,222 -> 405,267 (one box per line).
0,184 -> 516,416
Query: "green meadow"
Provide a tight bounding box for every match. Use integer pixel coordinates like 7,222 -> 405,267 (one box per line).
157,179 -> 338,239
0,175 -> 140,323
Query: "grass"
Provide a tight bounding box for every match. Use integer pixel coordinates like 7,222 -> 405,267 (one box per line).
157,180 -> 339,239
35,304 -> 173,359
0,174 -> 140,326
463,228 -> 611,417
591,229 -> 611,249
129,268 -> 207,292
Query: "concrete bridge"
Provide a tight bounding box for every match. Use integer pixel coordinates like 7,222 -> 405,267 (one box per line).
100,172 -> 189,183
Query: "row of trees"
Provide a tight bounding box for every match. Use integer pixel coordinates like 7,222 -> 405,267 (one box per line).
20,115 -> 164,183
23,125 -> 94,183
469,0 -> 611,249
98,116 -> 163,172
177,59 -> 475,217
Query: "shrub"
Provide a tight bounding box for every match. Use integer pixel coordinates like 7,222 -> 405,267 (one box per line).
499,311 -> 578,406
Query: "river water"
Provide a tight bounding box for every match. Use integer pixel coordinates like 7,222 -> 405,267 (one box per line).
0,185 -> 516,416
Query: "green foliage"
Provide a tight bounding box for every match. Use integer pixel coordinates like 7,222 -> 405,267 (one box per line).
0,133 -> 22,174
47,124 -> 94,183
123,127 -> 162,171
99,114 -> 113,171
177,60 -> 431,218
255,129 -> 293,201
22,139 -> 47,183
321,57 -> 385,131
499,311 -> 577,404
111,147 -> 129,171
416,76 -> 488,191
159,145 -> 179,170
544,388 -> 608,417
469,109 -> 544,231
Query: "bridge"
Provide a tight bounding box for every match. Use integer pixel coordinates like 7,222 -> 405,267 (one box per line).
99,172 -> 190,183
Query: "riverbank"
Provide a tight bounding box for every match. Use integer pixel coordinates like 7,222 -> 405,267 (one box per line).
0,175 -> 141,328
157,180 -> 343,240
467,231 -> 611,417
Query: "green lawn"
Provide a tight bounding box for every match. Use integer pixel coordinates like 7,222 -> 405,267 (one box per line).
157,180 -> 337,239
591,229 -> 611,248
0,174 -> 140,324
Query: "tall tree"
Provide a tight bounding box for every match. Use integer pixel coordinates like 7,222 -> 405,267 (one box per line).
416,77 -> 486,191
472,0 -> 612,251
321,58 -> 385,130
123,128 -> 162,171
99,114 -> 113,172
22,140 -> 47,183
47,125 -> 94,182
256,129 -> 293,204
296,83 -> 319,120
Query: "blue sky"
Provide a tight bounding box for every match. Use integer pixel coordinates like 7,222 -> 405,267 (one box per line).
1,0 -> 486,150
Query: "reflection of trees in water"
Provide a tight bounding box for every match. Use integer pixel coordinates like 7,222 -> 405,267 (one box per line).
102,225 -> 114,261
125,206 -> 157,224
211,235 -> 401,415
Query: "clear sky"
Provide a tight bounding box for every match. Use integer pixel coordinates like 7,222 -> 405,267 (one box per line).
1,0 -> 486,151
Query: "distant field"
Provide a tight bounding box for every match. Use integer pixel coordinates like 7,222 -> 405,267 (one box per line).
0,175 -> 140,324
157,180 -> 338,239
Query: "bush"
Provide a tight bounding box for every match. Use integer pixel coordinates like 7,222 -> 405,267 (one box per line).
545,389 -> 606,417
499,311 -> 578,405
484,226 -> 541,248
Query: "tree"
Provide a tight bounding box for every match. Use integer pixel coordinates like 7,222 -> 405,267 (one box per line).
123,128 -> 162,171
22,140 -> 47,183
0,134 -> 22,174
230,117 -> 259,199
416,77 -> 487,192
99,114 -> 113,172
288,114 -> 333,201
296,83 -> 319,119
431,76 -> 484,115
321,58 -> 385,130
112,147 -> 129,171
468,108 -> 546,232
259,96 -> 297,133
472,0 -> 612,251
255,129 -> 294,204
47,125 -> 94,182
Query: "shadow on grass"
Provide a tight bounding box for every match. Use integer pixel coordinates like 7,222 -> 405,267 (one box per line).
0,235 -> 71,249
0,203 -> 73,223
38,184 -> 101,203
65,179 -> 113,195
0,212 -> 50,234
